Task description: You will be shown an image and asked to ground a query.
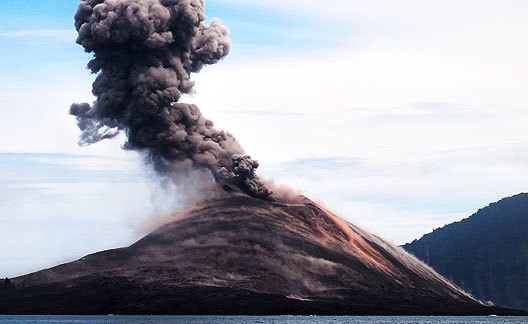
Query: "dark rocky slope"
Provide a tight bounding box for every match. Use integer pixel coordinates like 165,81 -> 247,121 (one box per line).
1,195 -> 523,315
404,193 -> 528,311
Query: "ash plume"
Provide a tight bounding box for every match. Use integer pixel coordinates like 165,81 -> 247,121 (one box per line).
70,0 -> 272,200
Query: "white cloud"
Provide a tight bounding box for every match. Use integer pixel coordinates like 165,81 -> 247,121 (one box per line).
189,46 -> 528,165
0,29 -> 77,43
188,0 -> 528,168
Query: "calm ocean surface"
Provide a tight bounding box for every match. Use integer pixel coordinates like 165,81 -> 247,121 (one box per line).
0,316 -> 527,324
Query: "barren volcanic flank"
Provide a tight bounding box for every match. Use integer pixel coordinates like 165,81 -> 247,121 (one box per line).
0,195 -> 520,315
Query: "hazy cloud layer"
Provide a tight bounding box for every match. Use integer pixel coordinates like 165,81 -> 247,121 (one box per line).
0,153 -> 176,277
3,150 -> 528,278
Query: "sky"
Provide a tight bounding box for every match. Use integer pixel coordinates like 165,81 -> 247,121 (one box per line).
1,0 -> 528,277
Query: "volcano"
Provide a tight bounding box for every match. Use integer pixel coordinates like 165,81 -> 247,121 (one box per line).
0,195 -> 522,315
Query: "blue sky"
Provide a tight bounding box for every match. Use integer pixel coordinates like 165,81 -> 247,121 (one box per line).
1,0 -> 528,277
0,0 -> 349,74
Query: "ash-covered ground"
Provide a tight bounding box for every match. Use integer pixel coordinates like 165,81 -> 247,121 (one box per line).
1,194 -> 523,315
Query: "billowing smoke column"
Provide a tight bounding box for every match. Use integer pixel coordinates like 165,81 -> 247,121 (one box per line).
70,0 -> 272,200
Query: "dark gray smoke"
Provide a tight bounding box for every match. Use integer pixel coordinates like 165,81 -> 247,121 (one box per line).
70,0 -> 272,199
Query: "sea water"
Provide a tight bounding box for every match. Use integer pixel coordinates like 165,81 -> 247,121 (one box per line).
0,316 -> 527,324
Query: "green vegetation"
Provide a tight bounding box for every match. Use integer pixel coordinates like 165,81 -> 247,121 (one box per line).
404,193 -> 528,310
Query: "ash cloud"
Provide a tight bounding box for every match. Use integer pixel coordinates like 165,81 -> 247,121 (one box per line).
70,0 -> 272,200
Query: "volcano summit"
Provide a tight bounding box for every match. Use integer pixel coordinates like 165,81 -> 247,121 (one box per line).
0,195 -> 521,315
